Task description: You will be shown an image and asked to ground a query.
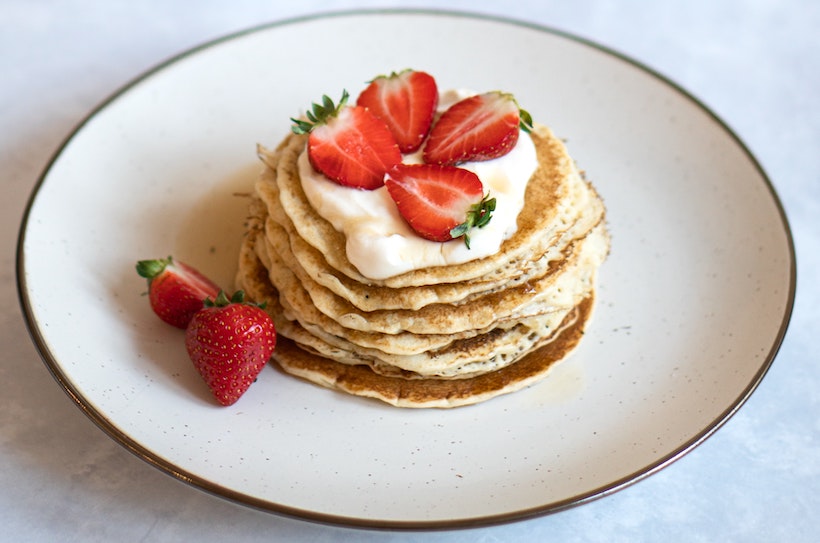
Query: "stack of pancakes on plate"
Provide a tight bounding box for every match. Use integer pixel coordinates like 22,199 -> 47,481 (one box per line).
236,124 -> 609,408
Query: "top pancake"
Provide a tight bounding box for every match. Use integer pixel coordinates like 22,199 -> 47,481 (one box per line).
259,124 -> 602,291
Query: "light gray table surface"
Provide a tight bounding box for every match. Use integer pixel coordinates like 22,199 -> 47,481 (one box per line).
3,1 -> 817,541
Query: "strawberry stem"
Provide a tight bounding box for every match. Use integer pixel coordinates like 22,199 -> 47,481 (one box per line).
135,256 -> 172,282
519,108 -> 534,133
203,289 -> 267,309
450,193 -> 497,249
204,290 -> 232,307
291,90 -> 350,135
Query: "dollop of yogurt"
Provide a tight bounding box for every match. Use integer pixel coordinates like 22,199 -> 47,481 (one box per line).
298,90 -> 538,280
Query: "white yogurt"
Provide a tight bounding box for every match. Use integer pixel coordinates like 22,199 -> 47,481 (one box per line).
298,91 -> 538,280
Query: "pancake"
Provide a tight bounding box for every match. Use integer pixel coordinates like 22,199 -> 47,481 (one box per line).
260,125 -> 602,289
236,117 -> 609,408
240,219 -> 598,376
237,232 -> 595,407
265,214 -> 606,336
237,233 -> 595,407
271,298 -> 591,409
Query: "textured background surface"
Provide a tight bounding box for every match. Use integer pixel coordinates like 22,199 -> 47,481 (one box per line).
3,1 -> 817,541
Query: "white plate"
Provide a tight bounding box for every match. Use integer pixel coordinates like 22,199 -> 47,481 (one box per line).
17,10 -> 794,528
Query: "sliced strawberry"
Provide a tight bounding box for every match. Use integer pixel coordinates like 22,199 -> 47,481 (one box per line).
185,291 -> 276,406
385,164 -> 496,247
356,69 -> 438,153
136,256 -> 221,329
423,91 -> 533,166
291,90 -> 401,189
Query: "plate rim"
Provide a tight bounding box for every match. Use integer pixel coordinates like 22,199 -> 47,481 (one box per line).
14,8 -> 797,530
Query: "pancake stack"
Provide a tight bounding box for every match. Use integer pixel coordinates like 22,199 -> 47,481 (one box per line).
236,123 -> 609,408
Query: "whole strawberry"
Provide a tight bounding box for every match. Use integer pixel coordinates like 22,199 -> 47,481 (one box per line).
185,290 -> 276,406
136,256 -> 221,329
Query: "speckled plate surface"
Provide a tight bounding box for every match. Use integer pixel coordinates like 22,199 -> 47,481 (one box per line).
16,10 -> 794,528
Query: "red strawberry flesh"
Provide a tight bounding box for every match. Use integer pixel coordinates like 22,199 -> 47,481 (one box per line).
307,106 -> 401,190
385,164 -> 492,245
356,70 -> 438,153
423,91 -> 521,166
136,257 -> 220,329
